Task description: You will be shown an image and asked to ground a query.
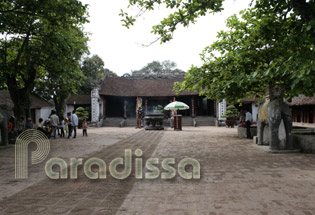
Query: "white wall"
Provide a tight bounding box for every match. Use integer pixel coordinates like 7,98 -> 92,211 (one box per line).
41,107 -> 53,121
34,107 -> 53,124
252,103 -> 258,123
35,109 -> 41,124
65,105 -> 74,118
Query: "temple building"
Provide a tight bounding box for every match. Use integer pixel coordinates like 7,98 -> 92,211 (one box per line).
288,95 -> 315,124
90,72 -> 217,125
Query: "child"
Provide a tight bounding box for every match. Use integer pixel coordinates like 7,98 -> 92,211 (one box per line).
82,119 -> 88,136
60,118 -> 65,137
64,118 -> 69,137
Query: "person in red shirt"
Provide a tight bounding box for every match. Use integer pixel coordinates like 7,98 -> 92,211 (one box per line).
82,119 -> 88,137
8,121 -> 13,132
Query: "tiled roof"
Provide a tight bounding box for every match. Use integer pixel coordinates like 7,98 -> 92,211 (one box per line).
0,90 -> 53,109
99,77 -> 199,97
288,95 -> 315,106
66,94 -> 91,105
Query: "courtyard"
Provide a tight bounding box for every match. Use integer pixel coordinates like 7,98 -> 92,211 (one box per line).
0,126 -> 315,215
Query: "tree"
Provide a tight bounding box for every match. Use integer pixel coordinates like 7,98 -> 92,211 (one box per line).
121,0 -> 314,42
175,1 -> 315,102
121,0 -> 315,101
0,0 -> 89,119
33,25 -> 89,118
79,55 -> 117,94
133,60 -> 184,74
120,0 -> 224,43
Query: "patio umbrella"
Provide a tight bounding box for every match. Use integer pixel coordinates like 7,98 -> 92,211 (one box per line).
164,101 -> 190,111
164,101 -> 189,130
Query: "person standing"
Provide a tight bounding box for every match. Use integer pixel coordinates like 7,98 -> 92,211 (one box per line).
71,110 -> 78,138
82,119 -> 88,136
17,117 -> 25,134
245,109 -> 252,139
65,118 -> 69,137
25,117 -> 34,130
136,107 -> 143,128
50,110 -> 59,139
67,113 -> 72,138
60,118 -> 65,137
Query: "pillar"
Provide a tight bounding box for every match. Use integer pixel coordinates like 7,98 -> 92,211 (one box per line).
136,97 -> 138,118
191,96 -> 195,118
145,98 -> 148,113
91,87 -> 100,122
124,99 -> 127,119
293,107 -> 297,122
103,99 -> 106,118
306,106 -> 309,123
213,100 -> 217,118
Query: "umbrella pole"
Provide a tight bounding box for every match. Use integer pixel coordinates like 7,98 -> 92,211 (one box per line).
175,109 -> 178,130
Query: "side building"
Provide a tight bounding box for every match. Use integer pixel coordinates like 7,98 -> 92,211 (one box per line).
288,95 -> 315,125
0,90 -> 54,124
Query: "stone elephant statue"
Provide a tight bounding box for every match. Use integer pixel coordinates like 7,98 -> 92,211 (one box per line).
257,85 -> 293,150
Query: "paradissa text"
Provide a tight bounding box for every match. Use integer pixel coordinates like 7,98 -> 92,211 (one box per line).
45,149 -> 200,180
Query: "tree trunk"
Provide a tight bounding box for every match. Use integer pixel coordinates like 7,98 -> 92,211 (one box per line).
6,79 -> 32,120
53,91 -> 69,118
5,67 -> 36,120
291,0 -> 315,22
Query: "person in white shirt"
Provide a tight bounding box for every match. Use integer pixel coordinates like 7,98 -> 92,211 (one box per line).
71,111 -> 79,138
245,109 -> 252,139
50,110 -> 59,139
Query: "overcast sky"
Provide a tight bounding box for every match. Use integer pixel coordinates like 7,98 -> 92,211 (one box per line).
80,0 -> 252,76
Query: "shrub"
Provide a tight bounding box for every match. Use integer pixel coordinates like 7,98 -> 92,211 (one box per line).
76,107 -> 89,121
222,105 -> 239,119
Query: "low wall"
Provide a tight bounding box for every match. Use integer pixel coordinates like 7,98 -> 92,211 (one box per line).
238,126 -> 257,138
293,134 -> 315,153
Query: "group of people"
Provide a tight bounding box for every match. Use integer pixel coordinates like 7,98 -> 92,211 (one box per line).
11,110 -> 88,139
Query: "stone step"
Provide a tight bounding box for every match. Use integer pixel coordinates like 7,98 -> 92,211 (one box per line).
102,118 -> 123,127
194,117 -> 216,126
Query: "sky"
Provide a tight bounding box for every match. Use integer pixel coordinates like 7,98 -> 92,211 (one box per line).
80,0 -> 252,76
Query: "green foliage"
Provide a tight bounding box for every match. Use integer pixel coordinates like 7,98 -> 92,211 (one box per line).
0,0 -> 89,118
222,105 -> 239,119
120,0 -> 224,43
76,107 -> 89,121
174,1 -> 315,101
122,0 -> 315,101
79,55 -> 117,94
133,60 -> 184,74
81,55 -> 107,80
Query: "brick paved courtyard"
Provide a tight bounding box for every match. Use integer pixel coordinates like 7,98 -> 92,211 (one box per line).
0,126 -> 315,215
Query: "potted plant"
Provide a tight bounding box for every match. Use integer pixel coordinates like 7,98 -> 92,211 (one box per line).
75,107 -> 89,128
222,105 -> 240,128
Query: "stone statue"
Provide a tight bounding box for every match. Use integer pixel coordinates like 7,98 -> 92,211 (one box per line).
257,85 -> 293,150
